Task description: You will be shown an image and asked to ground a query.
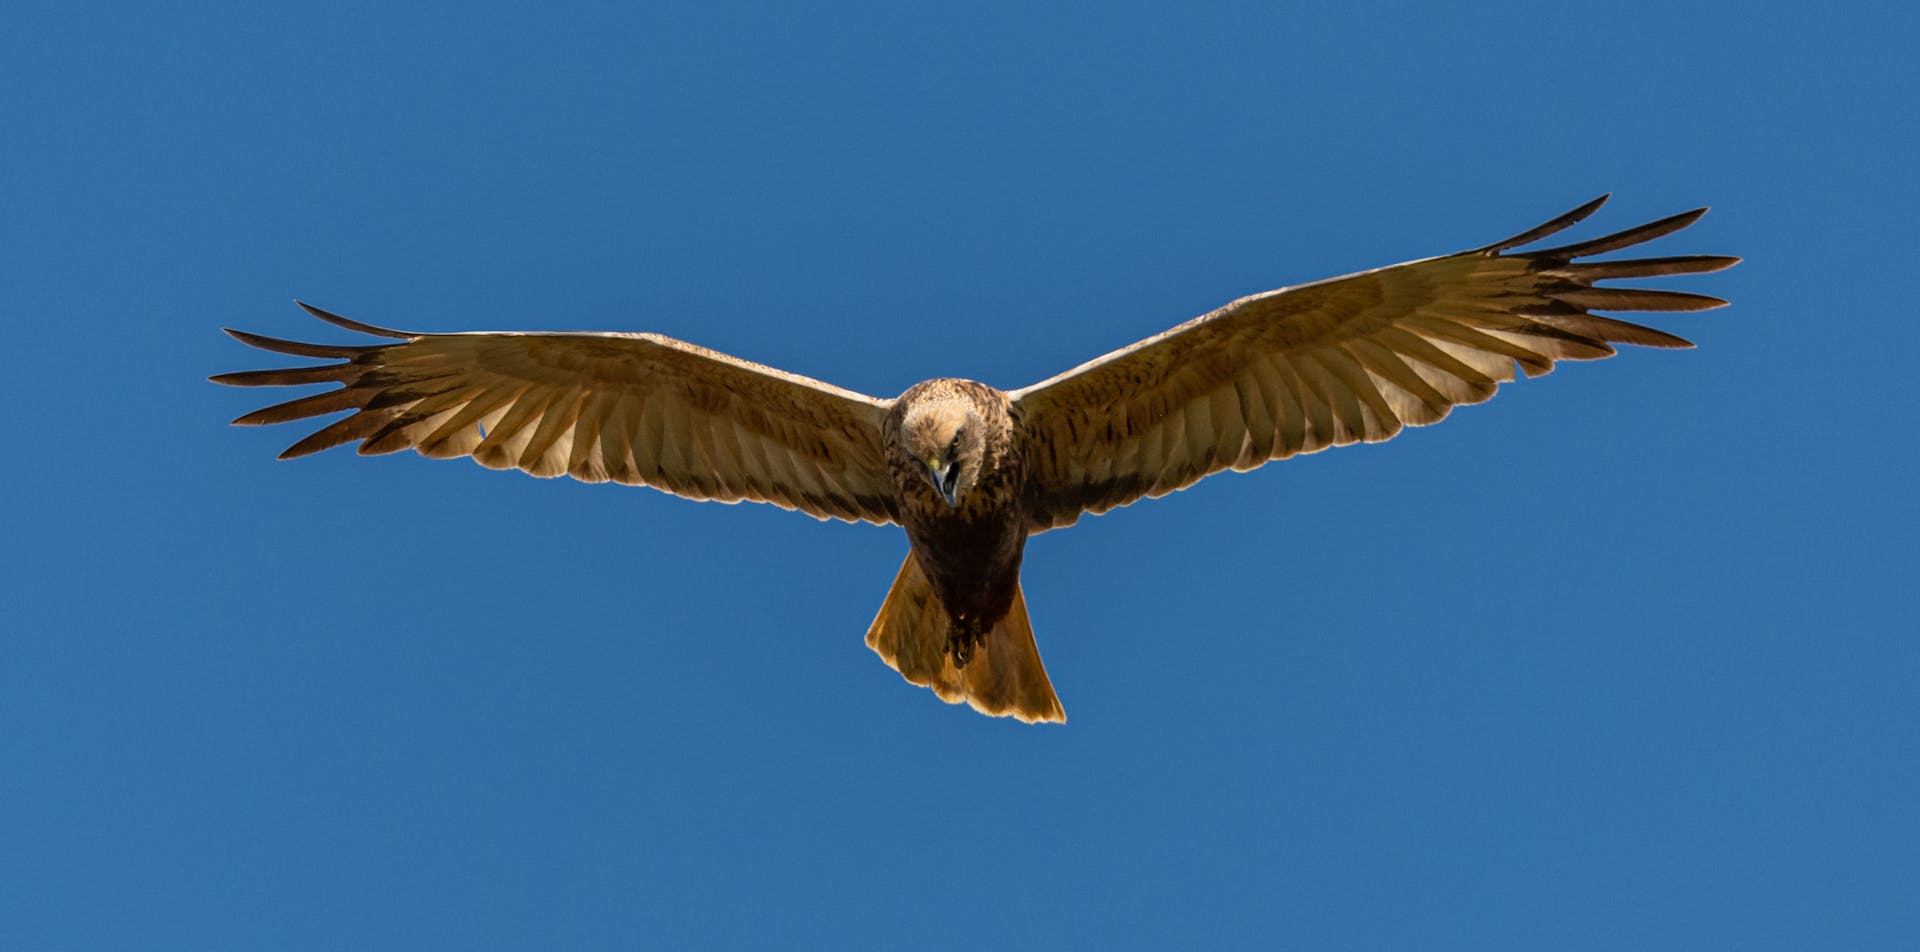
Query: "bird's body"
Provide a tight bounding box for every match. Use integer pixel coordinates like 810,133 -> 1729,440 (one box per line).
873,378 -> 1060,718
884,379 -> 1027,648
216,195 -> 1736,724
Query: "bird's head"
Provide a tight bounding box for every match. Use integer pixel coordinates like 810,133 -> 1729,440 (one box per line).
901,401 -> 985,509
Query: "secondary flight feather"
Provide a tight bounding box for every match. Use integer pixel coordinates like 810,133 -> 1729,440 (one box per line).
215,195 -> 1736,723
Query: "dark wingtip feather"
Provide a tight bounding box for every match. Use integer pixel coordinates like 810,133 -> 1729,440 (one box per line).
231,388 -> 366,426
222,327 -> 378,358
1553,254 -> 1742,280
295,300 -> 416,339
1551,287 -> 1729,312
209,364 -> 353,388
1476,194 -> 1610,254
275,411 -> 393,459
1546,314 -> 1698,349
1539,207 -> 1709,259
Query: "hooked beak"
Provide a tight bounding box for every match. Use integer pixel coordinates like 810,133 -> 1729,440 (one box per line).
927,459 -> 961,508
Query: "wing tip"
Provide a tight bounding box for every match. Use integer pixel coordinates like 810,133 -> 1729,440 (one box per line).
1475,193 -> 1612,254
1539,205 -> 1714,259
294,300 -> 415,339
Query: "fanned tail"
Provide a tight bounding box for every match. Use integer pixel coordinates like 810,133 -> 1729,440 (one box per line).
864,555 -> 1065,724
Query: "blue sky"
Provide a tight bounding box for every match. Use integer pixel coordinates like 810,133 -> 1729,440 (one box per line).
5,1 -> 1914,948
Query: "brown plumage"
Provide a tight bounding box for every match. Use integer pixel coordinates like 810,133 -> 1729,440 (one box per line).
214,195 -> 1736,724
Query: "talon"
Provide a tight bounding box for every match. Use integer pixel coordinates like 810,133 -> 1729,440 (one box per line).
947,618 -> 981,669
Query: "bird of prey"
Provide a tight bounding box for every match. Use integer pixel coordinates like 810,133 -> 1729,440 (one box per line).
214,195 -> 1734,724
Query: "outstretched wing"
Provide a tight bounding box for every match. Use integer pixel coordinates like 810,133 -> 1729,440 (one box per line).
1011,195 -> 1738,531
215,303 -> 900,525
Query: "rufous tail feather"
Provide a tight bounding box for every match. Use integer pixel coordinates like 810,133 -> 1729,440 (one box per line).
864,554 -> 1065,724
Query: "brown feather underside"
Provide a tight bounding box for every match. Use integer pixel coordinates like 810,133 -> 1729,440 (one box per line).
212,303 -> 900,525
1010,195 -> 1737,531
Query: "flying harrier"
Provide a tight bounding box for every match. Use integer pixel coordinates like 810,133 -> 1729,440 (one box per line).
215,195 -> 1735,724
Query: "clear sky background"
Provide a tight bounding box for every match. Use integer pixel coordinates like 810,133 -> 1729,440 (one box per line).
5,2 -> 1914,948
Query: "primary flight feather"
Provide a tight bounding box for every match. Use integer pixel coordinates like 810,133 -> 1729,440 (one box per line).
215,195 -> 1736,724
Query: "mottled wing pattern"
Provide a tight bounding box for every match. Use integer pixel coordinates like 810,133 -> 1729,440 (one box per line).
215,303 -> 900,525
1010,196 -> 1738,531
